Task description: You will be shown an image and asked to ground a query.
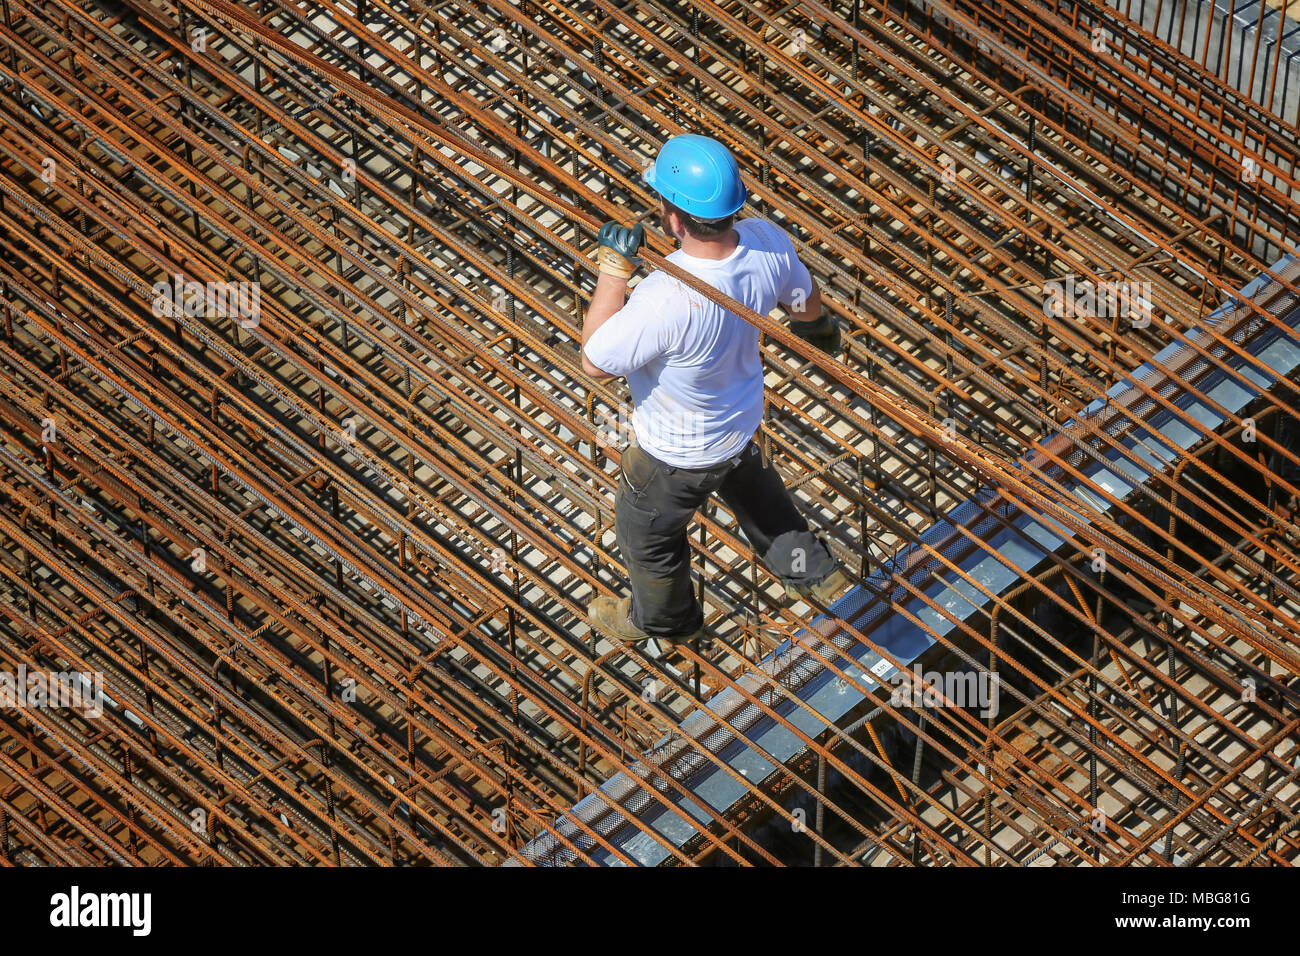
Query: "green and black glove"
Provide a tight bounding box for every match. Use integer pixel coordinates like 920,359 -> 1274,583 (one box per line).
789,315 -> 842,356
595,221 -> 645,279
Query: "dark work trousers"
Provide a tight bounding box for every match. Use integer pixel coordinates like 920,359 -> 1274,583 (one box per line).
614,439 -> 838,639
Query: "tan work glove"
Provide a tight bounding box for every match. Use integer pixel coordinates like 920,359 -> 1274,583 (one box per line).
595,221 -> 645,279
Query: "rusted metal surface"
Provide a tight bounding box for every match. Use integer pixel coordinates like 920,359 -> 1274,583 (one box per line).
0,0 -> 1296,865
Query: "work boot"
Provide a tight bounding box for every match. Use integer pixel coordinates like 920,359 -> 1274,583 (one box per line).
781,567 -> 850,607
587,595 -> 703,644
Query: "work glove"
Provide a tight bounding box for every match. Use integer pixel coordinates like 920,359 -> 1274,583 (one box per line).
788,314 -> 842,356
595,221 -> 645,279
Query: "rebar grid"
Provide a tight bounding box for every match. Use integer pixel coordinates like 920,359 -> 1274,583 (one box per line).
0,0 -> 1297,866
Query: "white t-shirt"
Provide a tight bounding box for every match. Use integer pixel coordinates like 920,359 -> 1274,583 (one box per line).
584,218 -> 813,468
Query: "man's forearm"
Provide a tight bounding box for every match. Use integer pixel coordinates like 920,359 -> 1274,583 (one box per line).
787,281 -> 822,323
785,275 -> 840,355
584,272 -> 630,347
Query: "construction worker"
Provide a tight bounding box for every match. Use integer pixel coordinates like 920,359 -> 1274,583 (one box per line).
582,133 -> 846,646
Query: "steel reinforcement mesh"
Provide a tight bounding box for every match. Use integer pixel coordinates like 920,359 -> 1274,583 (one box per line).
0,0 -> 1298,866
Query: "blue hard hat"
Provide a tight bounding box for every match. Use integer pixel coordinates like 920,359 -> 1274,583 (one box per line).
643,134 -> 747,219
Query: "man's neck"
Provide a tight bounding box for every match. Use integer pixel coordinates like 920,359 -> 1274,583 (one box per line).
678,228 -> 739,261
